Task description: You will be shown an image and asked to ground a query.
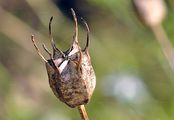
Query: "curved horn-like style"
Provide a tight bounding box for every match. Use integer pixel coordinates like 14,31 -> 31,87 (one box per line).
31,35 -> 47,62
49,17 -> 56,50
42,44 -> 52,59
71,8 -> 78,43
49,16 -> 64,58
70,9 -> 83,71
68,9 -> 81,57
81,17 -> 90,51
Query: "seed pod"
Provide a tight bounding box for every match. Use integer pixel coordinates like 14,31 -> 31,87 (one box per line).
132,0 -> 167,27
31,9 -> 96,108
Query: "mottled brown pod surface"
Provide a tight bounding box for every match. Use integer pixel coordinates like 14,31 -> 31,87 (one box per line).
31,9 -> 96,108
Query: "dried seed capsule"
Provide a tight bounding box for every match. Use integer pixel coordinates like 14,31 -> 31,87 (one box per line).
31,9 -> 96,108
132,0 -> 167,27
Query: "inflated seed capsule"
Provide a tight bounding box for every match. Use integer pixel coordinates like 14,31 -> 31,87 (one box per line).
31,9 -> 96,108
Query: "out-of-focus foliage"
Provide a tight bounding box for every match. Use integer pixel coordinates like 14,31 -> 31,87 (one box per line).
0,0 -> 174,120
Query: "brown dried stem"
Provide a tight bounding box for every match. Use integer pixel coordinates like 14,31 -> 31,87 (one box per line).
77,105 -> 89,120
151,24 -> 174,71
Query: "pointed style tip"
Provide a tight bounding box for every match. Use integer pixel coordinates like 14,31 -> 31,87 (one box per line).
31,35 -> 34,38
49,16 -> 53,26
81,17 -> 90,33
71,8 -> 77,21
49,16 -> 54,35
71,8 -> 74,13
50,16 -> 53,21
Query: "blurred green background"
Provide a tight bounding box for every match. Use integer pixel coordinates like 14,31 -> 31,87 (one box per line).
1,0 -> 174,120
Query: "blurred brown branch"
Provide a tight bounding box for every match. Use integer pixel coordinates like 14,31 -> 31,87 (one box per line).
151,24 -> 174,72
132,0 -> 174,72
0,7 -> 47,55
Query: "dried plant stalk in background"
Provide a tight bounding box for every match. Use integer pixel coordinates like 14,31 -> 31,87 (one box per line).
31,9 -> 96,120
132,0 -> 174,71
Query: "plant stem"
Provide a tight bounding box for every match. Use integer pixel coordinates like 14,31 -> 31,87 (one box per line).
151,24 -> 174,71
77,105 -> 89,120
